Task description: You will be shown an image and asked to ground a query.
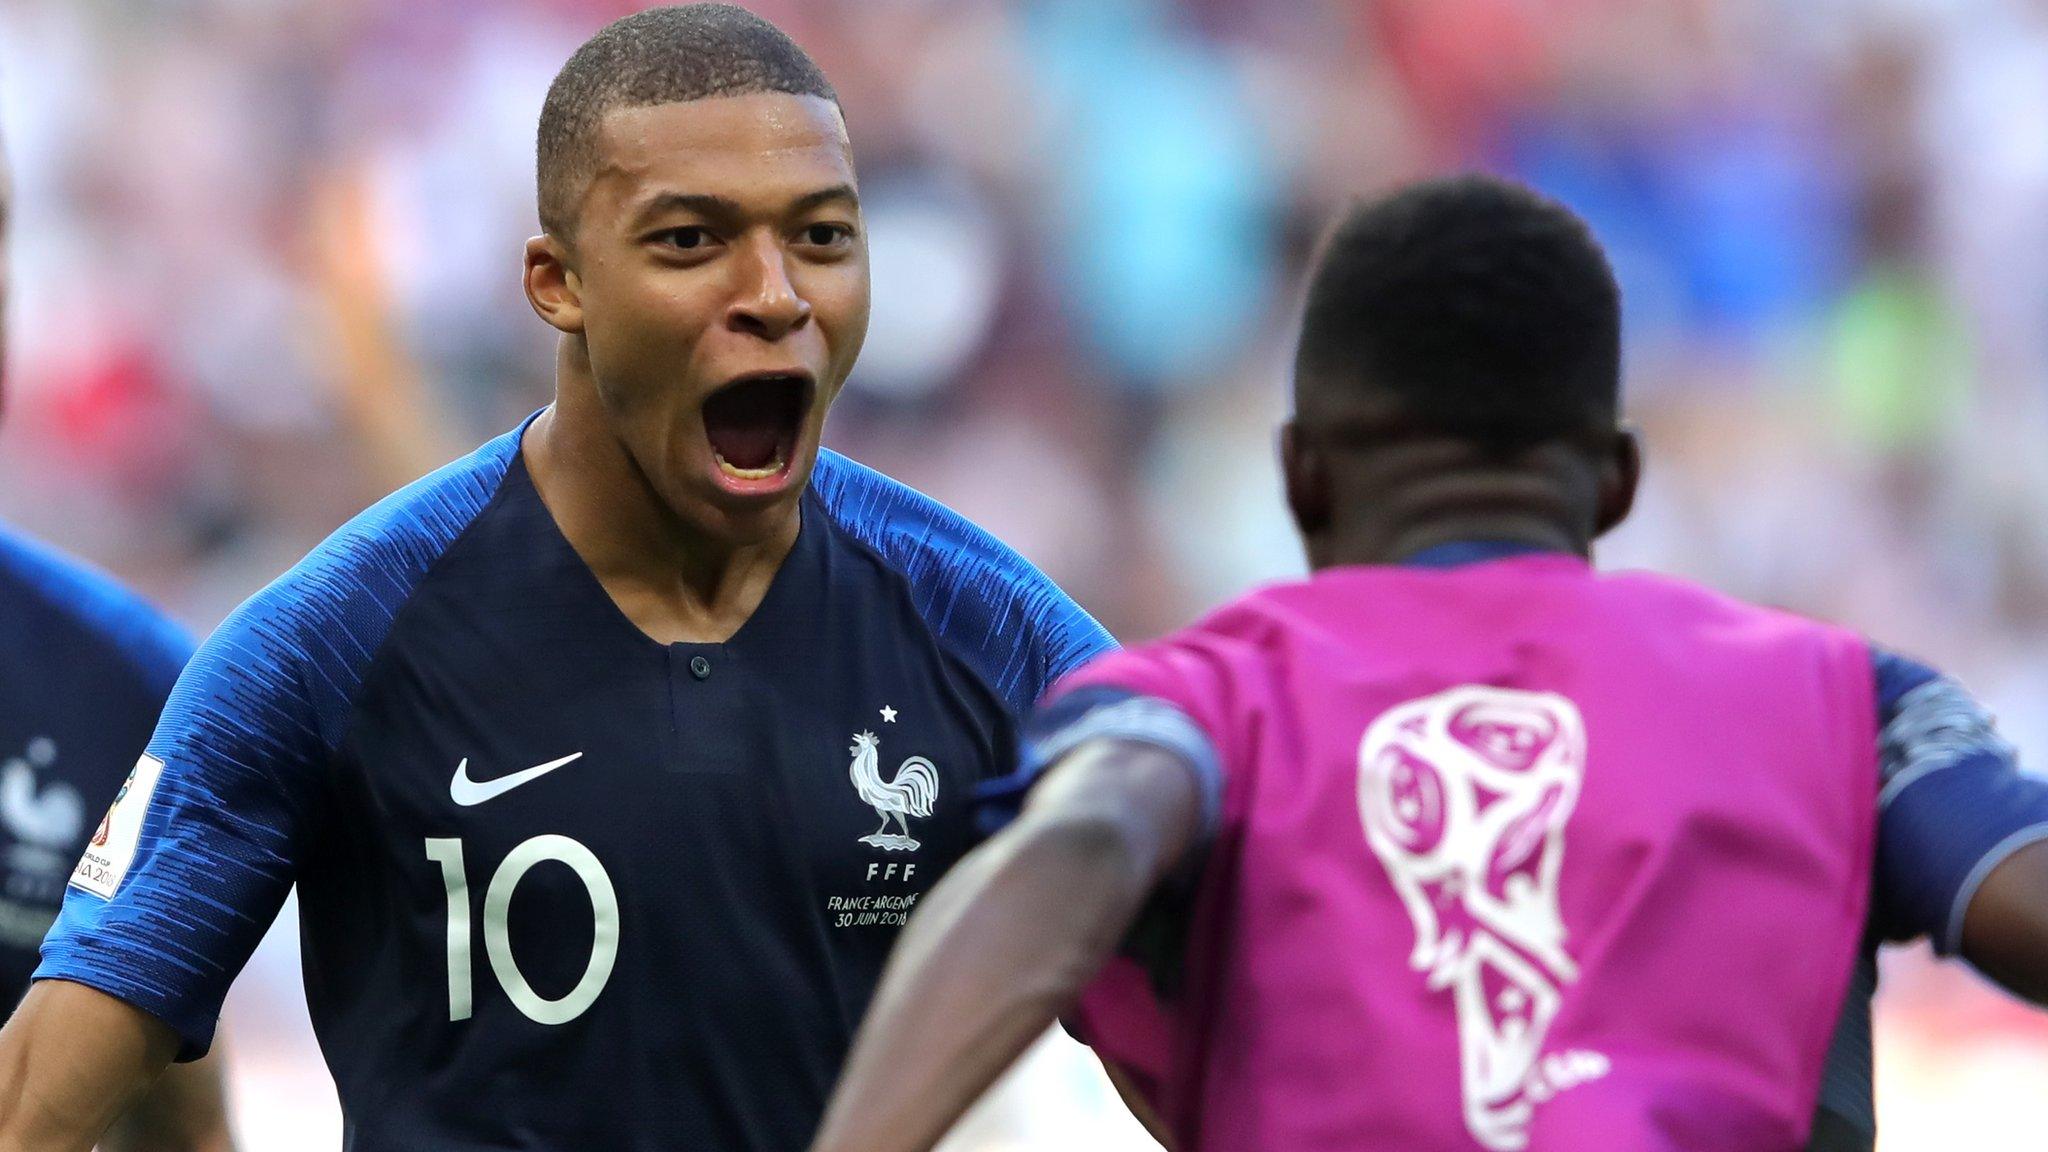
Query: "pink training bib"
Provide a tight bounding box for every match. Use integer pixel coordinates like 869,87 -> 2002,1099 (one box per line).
1059,556 -> 1877,1152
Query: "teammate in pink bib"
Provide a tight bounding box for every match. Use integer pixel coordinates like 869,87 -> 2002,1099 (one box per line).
808,176 -> 2048,1152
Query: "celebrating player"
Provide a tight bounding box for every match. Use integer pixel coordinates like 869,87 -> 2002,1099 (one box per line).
0,121 -> 234,1152
808,176 -> 2048,1152
0,7 -> 1109,1150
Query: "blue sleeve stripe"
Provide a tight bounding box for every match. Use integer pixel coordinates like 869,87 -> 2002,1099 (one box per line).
810,449 -> 1116,712
31,421 -> 525,1058
1944,823 -> 2048,954
1023,695 -> 1225,840
977,685 -> 1225,849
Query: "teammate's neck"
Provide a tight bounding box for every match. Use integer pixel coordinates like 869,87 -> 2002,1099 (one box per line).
1307,517 -> 1586,571
522,387 -> 800,646
1300,440 -> 1604,570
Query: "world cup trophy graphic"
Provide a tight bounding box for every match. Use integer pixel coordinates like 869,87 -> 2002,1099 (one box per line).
1358,686 -> 1594,1151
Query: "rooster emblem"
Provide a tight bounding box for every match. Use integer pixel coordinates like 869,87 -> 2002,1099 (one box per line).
3,738 -> 84,851
848,731 -> 938,851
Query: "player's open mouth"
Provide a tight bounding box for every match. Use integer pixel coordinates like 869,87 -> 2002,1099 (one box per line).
702,372 -> 815,490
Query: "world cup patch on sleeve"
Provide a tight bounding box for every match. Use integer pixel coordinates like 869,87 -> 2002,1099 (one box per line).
69,754 -> 164,899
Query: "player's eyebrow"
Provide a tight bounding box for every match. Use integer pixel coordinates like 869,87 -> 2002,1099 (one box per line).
631,184 -> 859,229
788,183 -> 859,216
629,191 -> 743,229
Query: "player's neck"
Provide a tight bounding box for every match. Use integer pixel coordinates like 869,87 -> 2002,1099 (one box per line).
1307,477 -> 1593,569
1307,446 -> 1600,569
522,397 -> 800,646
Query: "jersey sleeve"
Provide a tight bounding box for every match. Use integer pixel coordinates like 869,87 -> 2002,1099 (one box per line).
1869,648 -> 2048,954
808,448 -> 1117,712
33,590 -> 333,1059
971,639 -> 1246,843
33,428 -> 509,1059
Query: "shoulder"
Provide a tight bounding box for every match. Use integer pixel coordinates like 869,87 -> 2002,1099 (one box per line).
1868,647 -> 2009,798
177,426 -> 522,750
1074,578 -> 1336,691
1601,567 -> 1854,634
809,448 -> 1115,712
1597,567 -> 1874,672
1045,591 -> 1294,763
0,524 -> 195,700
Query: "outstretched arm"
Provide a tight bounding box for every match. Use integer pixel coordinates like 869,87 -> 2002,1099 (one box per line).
1868,650 -> 2048,1000
808,738 -> 1206,1152
0,980 -> 180,1152
1960,841 -> 2048,1004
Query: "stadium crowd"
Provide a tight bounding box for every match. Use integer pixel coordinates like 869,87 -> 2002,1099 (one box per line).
1,0 -> 2045,1146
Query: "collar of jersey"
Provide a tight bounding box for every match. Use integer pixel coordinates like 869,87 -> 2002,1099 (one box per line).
1397,539 -> 1564,569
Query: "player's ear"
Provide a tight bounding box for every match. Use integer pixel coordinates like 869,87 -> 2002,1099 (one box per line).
1592,425 -> 1641,539
1282,420 -> 1333,538
524,233 -> 585,335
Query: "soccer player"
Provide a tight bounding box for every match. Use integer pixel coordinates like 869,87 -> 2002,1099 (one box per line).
807,176 -> 2048,1152
0,121 -> 234,1152
0,7 -> 1110,1150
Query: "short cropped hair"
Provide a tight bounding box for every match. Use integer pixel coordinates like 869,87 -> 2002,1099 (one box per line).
1294,174 -> 1622,452
536,4 -> 838,237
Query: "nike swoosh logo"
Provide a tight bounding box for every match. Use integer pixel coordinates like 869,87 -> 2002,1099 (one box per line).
450,753 -> 584,807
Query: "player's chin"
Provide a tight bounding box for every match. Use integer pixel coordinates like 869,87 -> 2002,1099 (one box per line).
672,437 -> 819,542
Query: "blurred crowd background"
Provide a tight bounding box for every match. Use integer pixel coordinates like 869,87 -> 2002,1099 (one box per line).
4,0 -> 2048,1147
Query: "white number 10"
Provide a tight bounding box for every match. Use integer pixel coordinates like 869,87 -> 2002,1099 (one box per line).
425,835 -> 620,1025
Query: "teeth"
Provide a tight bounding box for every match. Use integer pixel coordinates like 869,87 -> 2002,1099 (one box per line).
715,451 -> 787,481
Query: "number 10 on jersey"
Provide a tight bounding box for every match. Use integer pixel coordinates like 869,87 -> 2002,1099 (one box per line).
426,836 -> 620,1025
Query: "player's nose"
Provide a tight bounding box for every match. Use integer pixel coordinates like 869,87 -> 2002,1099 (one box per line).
726,235 -> 812,342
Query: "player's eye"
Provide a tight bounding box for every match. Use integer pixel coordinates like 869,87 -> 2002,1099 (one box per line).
651,226 -> 716,252
798,222 -> 855,248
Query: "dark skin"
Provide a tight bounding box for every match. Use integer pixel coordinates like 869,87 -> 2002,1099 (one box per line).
810,381 -> 2048,1152
521,92 -> 870,643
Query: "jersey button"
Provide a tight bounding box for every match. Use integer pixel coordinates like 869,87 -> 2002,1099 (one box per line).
689,655 -> 712,680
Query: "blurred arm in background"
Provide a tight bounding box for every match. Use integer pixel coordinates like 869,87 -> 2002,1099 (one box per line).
305,165 -> 468,491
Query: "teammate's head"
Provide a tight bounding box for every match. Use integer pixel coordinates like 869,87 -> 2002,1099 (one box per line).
1283,175 -> 1638,565
523,4 -> 868,546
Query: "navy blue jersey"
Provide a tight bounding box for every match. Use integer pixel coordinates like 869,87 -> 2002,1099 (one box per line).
37,416 -> 1113,1151
0,526 -> 191,1007
999,540 -> 2048,1152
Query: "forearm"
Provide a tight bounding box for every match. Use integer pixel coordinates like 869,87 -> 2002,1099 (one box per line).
810,741 -> 1201,1152
1961,839 -> 2048,1005
0,980 -> 179,1152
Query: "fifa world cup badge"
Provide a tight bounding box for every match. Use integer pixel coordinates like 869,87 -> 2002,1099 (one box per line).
71,755 -> 165,899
